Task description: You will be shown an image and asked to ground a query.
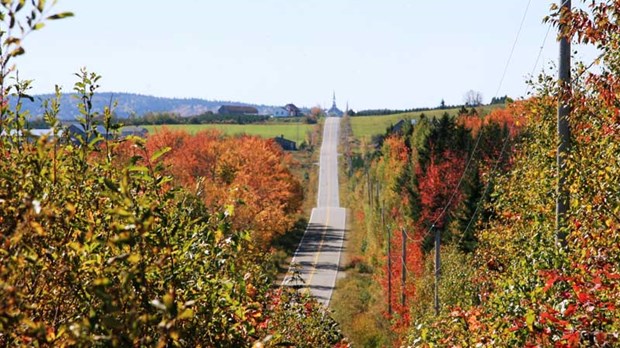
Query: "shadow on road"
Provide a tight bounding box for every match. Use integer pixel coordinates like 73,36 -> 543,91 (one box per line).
295,223 -> 348,255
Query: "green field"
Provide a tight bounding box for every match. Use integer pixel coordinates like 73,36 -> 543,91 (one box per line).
144,123 -> 313,144
350,105 -> 504,140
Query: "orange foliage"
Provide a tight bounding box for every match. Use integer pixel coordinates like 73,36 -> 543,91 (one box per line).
458,102 -> 525,138
382,224 -> 423,330
374,136 -> 424,332
123,128 -> 303,247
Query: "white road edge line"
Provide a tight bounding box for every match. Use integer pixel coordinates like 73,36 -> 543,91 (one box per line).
282,208 -> 316,286
325,208 -> 345,307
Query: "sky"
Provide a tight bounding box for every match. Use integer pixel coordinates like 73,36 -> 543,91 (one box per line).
15,0 -> 598,111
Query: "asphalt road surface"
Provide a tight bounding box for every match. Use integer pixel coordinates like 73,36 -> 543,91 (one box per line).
283,117 -> 346,307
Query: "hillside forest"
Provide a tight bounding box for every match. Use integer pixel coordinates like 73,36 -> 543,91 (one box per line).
336,1 -> 620,346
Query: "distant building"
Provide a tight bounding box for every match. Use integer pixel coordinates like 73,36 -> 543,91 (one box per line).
272,103 -> 302,118
63,122 -> 148,143
218,105 -> 259,115
390,118 -> 418,135
285,103 -> 301,117
272,107 -> 289,118
28,129 -> 61,138
2,124 -> 147,145
120,126 -> 148,138
327,92 -> 344,117
273,135 -> 297,151
0,128 -> 63,142
65,123 -> 112,143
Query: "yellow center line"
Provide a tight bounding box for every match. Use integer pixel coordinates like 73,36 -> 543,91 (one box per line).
305,120 -> 333,289
305,207 -> 331,288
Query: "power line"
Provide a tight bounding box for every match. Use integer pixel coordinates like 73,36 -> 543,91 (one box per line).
458,26 -> 555,245
383,0 -> 542,313
459,2 -> 573,246
411,0 -> 535,245
523,20 -> 553,96
387,0 -> 539,315
495,0 -> 533,98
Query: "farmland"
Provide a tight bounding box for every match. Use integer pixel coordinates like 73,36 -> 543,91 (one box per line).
349,105 -> 504,140
144,122 -> 313,144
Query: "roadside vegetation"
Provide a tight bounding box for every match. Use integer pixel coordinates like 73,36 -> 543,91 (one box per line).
335,1 -> 620,346
0,2 -> 346,346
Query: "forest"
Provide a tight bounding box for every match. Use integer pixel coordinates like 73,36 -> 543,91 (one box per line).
336,1 -> 620,346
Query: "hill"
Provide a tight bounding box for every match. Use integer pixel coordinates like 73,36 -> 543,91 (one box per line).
10,92 -> 284,120
349,104 -> 504,140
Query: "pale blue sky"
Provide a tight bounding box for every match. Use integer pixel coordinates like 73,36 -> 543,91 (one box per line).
16,0 -> 595,110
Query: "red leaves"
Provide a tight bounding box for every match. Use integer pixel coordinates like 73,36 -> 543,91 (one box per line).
561,331 -> 581,347
532,263 -> 620,346
141,128 -> 303,247
381,224 -> 423,332
416,149 -> 465,229
543,272 -> 560,292
563,304 -> 577,317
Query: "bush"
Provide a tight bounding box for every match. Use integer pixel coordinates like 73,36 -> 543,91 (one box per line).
0,3 -> 346,345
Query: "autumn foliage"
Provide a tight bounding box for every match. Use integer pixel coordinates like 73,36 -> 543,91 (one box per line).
117,128 -> 304,247
339,103 -> 525,344
405,1 -> 620,346
0,1 -> 346,344
416,149 -> 465,231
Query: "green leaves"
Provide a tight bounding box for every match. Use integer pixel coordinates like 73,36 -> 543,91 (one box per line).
150,146 -> 170,162
524,310 -> 536,331
47,11 -> 73,20
0,3 -> 343,344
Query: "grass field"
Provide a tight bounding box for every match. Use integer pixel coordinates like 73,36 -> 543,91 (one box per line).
144,123 -> 313,144
350,105 -> 504,140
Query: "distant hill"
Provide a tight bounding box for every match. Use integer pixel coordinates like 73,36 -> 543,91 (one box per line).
11,92 -> 286,120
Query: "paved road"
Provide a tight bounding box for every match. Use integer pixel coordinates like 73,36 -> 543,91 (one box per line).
283,117 -> 346,307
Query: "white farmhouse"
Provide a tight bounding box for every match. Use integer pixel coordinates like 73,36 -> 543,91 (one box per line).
272,107 -> 289,118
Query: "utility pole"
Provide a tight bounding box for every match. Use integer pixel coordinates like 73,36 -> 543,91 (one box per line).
376,182 -> 380,210
401,228 -> 407,307
384,203 -> 392,316
556,0 -> 571,246
367,172 -> 372,210
434,225 -> 440,315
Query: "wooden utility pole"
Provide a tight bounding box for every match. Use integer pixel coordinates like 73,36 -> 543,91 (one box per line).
556,0 -> 571,246
401,228 -> 407,307
384,204 -> 392,315
367,172 -> 372,210
434,225 -> 440,315
376,181 -> 381,210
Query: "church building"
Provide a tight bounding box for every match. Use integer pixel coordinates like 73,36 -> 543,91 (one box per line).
327,92 -> 344,117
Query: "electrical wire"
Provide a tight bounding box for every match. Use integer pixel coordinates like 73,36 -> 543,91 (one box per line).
455,19 -> 556,246
523,21 -> 553,96
404,0 -> 535,245
383,0 -> 551,292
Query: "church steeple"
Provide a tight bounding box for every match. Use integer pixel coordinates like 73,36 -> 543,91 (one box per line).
327,91 -> 344,117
